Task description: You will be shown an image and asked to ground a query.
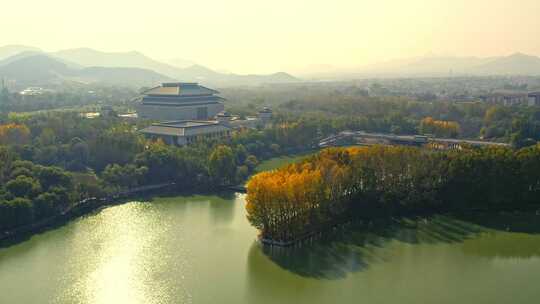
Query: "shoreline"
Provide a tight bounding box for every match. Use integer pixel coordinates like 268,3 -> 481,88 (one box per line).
0,149 -> 316,246
0,183 -> 176,244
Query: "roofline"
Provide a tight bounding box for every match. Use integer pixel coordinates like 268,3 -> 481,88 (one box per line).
162,82 -> 198,87
140,83 -> 221,96
140,85 -> 161,95
150,120 -> 231,130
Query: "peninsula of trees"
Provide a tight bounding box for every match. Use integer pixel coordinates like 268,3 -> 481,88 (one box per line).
246,145 -> 540,243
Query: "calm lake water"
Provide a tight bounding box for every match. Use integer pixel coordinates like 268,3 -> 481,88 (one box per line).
1,155 -> 540,303
0,194 -> 540,304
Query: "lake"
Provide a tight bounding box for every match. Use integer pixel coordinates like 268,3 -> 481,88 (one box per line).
1,155 -> 540,303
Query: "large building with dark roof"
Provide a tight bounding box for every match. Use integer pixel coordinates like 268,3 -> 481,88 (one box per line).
136,82 -> 225,121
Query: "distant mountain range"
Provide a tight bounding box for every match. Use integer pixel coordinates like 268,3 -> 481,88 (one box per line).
0,54 -> 174,88
0,45 -> 299,88
301,53 -> 540,79
3,44 -> 540,88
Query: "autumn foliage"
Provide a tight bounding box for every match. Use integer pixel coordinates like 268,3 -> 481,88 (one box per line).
246,145 -> 540,242
0,123 -> 31,145
419,117 -> 461,138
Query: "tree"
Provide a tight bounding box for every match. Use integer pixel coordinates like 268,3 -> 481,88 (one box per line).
102,164 -> 148,189
419,117 -> 461,138
91,124 -> 144,171
0,198 -> 34,230
0,123 -> 31,145
34,192 -> 60,218
209,145 -> 237,185
0,146 -> 16,183
244,155 -> 259,172
246,145 -> 540,242
236,165 -> 249,182
37,166 -> 72,191
68,137 -> 90,171
5,176 -> 42,198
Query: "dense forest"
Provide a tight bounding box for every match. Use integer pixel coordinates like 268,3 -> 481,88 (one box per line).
246,145 -> 540,242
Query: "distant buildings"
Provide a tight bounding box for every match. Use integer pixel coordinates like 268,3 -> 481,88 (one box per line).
528,92 -> 540,106
479,90 -> 540,107
479,90 -> 528,106
136,82 -> 225,121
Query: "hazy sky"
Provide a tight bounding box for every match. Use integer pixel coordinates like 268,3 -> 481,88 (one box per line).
1,0 -> 540,74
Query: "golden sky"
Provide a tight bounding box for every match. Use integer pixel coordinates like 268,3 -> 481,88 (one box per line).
1,0 -> 539,73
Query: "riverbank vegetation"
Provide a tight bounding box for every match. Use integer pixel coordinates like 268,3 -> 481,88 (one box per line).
246,145 -> 540,243
0,150 -> 76,231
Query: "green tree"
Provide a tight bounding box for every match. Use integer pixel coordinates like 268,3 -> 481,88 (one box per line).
0,198 -> 34,230
5,176 -> 42,198
102,164 -> 148,189
244,155 -> 259,172
209,145 -> 237,185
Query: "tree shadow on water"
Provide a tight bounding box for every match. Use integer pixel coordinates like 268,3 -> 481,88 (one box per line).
248,212 -> 540,280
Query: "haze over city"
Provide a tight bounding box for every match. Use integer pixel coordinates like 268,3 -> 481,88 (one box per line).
2,0 -> 540,74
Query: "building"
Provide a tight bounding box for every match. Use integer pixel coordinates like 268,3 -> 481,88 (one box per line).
480,90 -> 529,106
138,107 -> 272,146
258,107 -> 273,124
215,108 -> 273,129
136,82 -> 225,121
139,120 -> 231,146
479,90 -> 529,106
528,92 -> 540,106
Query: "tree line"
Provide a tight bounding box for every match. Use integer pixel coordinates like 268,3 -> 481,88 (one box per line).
246,144 -> 540,242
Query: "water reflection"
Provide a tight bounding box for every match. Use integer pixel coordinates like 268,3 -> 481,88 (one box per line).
208,191 -> 237,224
2,193 -> 540,304
253,213 -> 540,279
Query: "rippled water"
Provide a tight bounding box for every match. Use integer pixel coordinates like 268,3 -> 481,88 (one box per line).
1,193 -> 540,304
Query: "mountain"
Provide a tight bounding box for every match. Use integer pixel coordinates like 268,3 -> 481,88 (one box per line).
0,45 -> 42,61
53,48 -> 299,86
311,53 -> 540,79
0,55 -> 72,84
165,57 -> 196,68
0,51 -> 46,66
0,45 -> 299,87
354,56 -> 493,77
53,48 -> 183,79
169,65 -> 299,86
234,72 -> 299,85
468,53 -> 540,76
0,54 -> 173,87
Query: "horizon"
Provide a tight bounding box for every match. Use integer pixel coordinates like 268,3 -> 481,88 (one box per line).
1,0 -> 540,74
2,43 -> 539,77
